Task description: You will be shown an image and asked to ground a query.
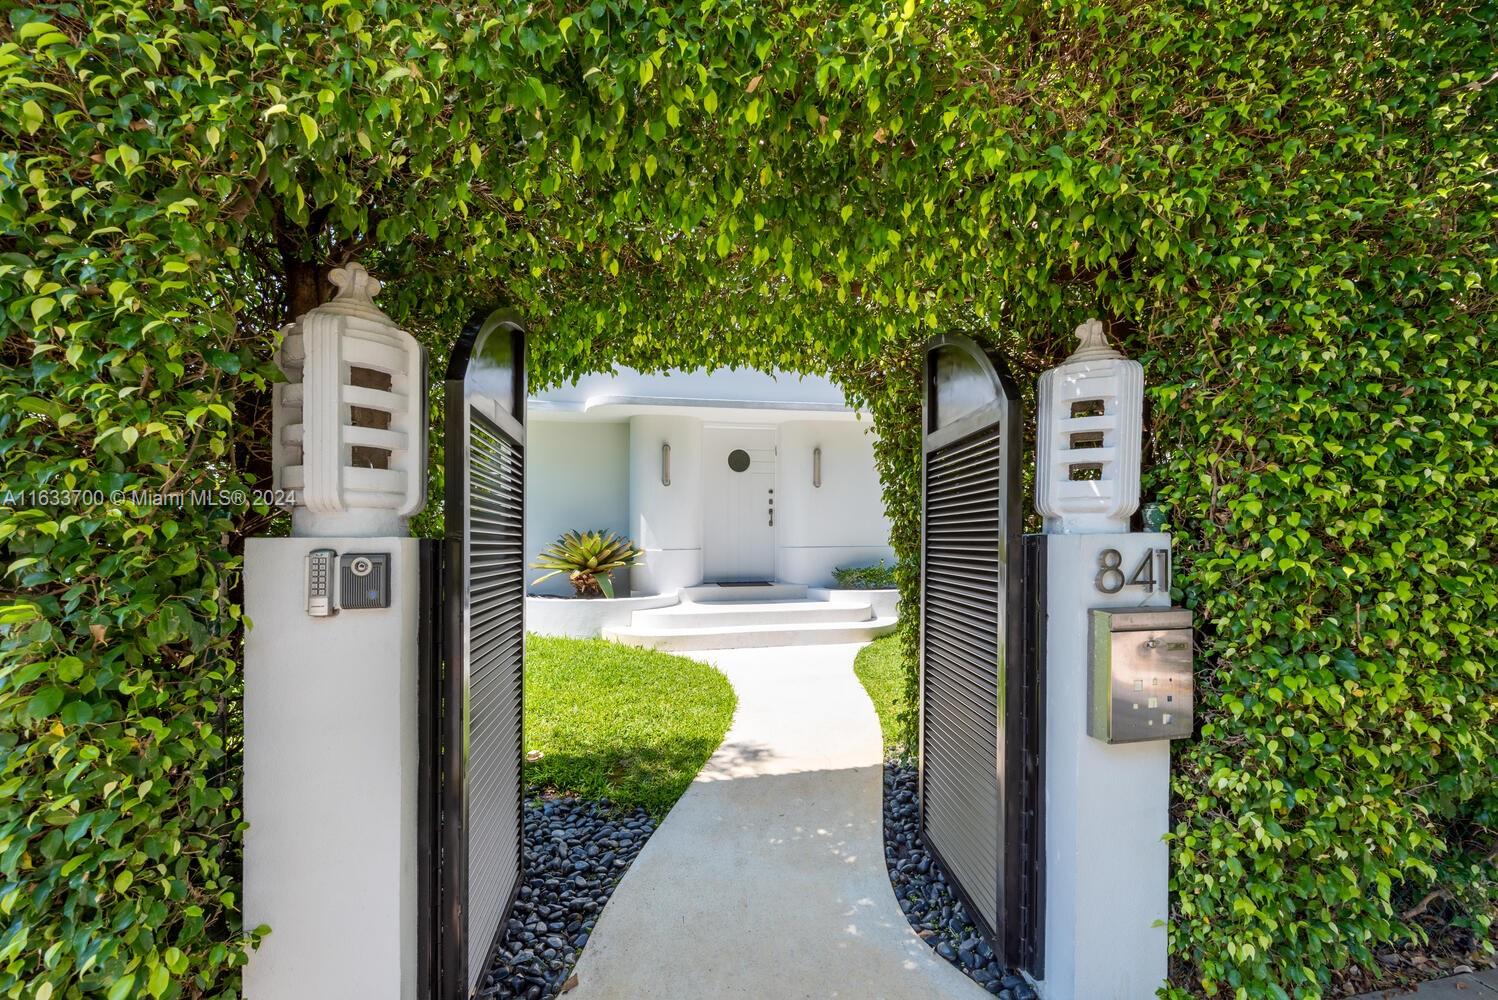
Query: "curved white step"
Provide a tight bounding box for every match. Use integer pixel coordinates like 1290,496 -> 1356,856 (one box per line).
603,615 -> 898,651
631,599 -> 873,629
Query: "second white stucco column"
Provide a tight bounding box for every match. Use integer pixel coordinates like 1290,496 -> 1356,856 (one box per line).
1034,533 -> 1172,1000
628,414 -> 703,594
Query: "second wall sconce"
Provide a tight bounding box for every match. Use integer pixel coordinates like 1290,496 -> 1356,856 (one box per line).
662,443 -> 671,486
813,446 -> 822,488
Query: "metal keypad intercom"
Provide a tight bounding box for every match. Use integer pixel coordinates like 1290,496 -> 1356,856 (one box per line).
1088,607 -> 1194,743
305,548 -> 337,617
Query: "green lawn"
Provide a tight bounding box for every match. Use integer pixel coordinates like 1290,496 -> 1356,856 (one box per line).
853,635 -> 910,757
523,635 -> 737,817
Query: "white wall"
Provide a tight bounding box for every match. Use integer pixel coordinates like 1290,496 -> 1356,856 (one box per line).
628,414 -> 703,595
775,419 -> 895,586
524,420 -> 630,596
526,384 -> 893,594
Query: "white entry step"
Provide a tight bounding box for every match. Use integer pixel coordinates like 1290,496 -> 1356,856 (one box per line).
604,615 -> 898,651
679,582 -> 809,603
603,586 -> 898,651
630,599 -> 875,630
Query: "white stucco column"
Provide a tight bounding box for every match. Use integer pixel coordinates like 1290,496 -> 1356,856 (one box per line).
1035,532 -> 1172,1000
248,260 -> 425,998
1031,320 -> 1174,999
244,536 -> 420,1000
628,414 -> 703,594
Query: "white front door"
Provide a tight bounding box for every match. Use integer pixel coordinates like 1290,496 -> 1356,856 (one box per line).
702,425 -> 777,582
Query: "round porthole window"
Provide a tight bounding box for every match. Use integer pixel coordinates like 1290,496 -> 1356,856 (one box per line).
727,449 -> 751,472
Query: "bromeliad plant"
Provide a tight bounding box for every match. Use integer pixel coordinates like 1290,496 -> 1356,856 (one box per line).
531,530 -> 645,599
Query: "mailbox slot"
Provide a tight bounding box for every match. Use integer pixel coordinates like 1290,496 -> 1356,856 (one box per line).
1088,607 -> 1194,743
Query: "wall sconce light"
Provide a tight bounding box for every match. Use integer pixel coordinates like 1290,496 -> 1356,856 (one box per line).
661,442 -> 671,486
813,446 -> 822,488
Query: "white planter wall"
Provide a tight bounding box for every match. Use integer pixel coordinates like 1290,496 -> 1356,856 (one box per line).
808,587 -> 900,618
526,593 -> 679,638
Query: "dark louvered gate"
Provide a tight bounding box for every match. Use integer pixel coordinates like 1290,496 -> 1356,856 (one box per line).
919,334 -> 1041,974
426,309 -> 528,999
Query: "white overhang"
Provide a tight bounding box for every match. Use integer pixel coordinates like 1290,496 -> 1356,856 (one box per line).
527,394 -> 862,423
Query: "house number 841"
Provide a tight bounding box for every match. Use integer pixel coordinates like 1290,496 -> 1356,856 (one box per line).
1095,548 -> 1170,595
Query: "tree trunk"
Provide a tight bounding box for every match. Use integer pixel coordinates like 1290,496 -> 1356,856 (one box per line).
282,254 -> 331,322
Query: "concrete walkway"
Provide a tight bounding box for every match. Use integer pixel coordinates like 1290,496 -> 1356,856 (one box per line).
568,642 -> 988,1000
1350,969 -> 1498,999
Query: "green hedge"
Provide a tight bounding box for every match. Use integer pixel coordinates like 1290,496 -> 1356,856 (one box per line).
831,559 -> 899,591
2,2 -> 1492,998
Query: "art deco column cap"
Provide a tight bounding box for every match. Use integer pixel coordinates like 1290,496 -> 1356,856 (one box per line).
1064,318 -> 1125,363
317,262 -> 392,322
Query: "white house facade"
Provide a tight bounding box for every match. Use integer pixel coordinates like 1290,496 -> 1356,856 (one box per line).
525,366 -> 895,599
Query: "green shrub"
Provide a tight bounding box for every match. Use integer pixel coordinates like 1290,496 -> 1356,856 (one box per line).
2,1 -> 1492,998
832,560 -> 899,590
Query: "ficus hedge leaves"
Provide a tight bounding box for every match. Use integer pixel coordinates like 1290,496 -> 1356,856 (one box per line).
1,1 -> 1493,998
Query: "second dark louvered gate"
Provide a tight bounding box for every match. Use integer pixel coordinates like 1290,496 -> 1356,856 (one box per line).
918,334 -> 1042,975
424,309 -> 529,999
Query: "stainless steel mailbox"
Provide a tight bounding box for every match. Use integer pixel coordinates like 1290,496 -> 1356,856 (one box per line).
1088,608 -> 1194,743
